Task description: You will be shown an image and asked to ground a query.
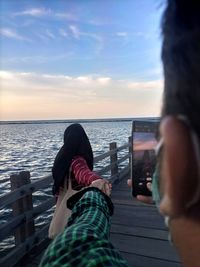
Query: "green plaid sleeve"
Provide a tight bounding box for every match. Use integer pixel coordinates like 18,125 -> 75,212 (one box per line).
40,188 -> 129,267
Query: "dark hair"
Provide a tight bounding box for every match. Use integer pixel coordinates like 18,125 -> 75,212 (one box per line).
161,0 -> 200,135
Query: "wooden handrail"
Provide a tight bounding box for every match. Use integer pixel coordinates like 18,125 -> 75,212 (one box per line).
96,153 -> 130,176
0,198 -> 55,242
117,143 -> 130,152
93,148 -> 116,163
0,141 -> 131,208
94,141 -> 131,163
0,224 -> 49,267
110,165 -> 130,183
0,175 -> 53,208
117,153 -> 130,165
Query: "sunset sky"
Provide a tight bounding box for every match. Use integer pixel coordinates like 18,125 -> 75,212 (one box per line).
0,0 -> 165,121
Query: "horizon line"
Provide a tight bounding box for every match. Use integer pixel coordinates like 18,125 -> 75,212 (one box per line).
0,116 -> 160,125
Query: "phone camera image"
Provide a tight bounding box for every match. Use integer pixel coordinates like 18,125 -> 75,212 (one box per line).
131,120 -> 159,197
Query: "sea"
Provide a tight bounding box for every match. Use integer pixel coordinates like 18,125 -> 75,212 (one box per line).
0,119 -> 136,253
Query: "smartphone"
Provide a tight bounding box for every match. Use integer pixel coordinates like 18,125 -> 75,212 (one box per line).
131,119 -> 159,197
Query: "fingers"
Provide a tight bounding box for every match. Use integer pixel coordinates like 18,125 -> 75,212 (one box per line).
127,179 -> 152,192
102,179 -> 112,195
137,195 -> 154,204
127,179 -> 132,187
104,182 -> 111,196
90,179 -> 111,196
146,182 -> 152,192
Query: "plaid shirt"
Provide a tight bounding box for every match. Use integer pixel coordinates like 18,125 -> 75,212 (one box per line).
40,188 -> 129,267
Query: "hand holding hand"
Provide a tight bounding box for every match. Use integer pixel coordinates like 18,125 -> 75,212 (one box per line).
90,179 -> 112,196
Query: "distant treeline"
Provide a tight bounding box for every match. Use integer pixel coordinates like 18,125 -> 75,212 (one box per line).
0,117 -> 160,125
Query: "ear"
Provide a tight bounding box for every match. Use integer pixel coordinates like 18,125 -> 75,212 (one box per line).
159,116 -> 198,218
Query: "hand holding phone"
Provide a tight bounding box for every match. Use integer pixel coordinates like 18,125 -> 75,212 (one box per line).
127,179 -> 153,204
131,120 -> 159,197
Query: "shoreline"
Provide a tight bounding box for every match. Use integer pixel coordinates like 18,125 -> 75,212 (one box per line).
0,117 -> 160,125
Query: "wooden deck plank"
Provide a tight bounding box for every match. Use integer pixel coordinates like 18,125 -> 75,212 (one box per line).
112,205 -> 166,230
110,233 -> 179,262
111,224 -> 168,240
119,252 -> 182,267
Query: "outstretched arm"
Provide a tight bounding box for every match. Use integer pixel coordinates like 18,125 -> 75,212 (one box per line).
40,180 -> 128,267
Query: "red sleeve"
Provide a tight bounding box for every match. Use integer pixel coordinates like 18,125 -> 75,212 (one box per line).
71,156 -> 102,186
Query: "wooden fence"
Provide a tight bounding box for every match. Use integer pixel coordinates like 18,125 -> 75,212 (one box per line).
0,137 -> 132,267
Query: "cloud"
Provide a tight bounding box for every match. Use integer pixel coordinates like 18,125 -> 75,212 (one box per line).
115,31 -> 153,41
55,12 -> 78,21
13,8 -> 78,21
83,32 -> 102,42
0,71 -> 16,79
97,77 -> 111,84
128,80 -> 163,90
76,76 -> 92,82
4,53 -> 73,64
69,25 -> 81,39
0,28 -> 29,41
68,25 -> 102,41
68,24 -> 102,41
14,8 -> 51,17
0,70 -> 163,100
0,70 -> 163,120
88,18 -> 109,26
116,32 -> 128,37
68,24 -> 103,53
133,31 -> 153,40
115,32 -> 129,46
59,29 -> 68,38
46,29 -> 55,39
0,70 -> 163,91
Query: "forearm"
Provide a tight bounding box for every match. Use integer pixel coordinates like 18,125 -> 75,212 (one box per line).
71,156 -> 102,186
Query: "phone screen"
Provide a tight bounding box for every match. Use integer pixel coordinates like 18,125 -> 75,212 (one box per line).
131,120 -> 159,197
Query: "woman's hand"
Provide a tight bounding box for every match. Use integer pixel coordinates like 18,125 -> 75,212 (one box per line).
90,179 -> 112,196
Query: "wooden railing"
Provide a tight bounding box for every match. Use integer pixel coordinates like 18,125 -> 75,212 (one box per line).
0,137 -> 132,267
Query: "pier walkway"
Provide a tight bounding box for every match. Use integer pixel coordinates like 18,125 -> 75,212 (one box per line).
26,176 -> 182,267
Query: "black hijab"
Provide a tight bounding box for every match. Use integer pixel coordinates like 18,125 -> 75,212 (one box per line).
52,123 -> 94,195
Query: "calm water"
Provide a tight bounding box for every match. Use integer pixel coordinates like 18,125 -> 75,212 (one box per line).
0,121 -> 132,252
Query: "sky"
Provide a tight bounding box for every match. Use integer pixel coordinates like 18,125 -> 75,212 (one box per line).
0,0 -> 165,121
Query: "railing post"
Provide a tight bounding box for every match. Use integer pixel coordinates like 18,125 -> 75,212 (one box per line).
10,171 -> 35,245
109,142 -> 118,177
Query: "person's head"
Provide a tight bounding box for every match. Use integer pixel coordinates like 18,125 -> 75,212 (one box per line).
158,1 -> 200,266
162,0 -> 200,130
52,123 -> 93,195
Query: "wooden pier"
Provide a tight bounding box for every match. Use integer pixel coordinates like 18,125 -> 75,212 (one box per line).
0,138 -> 182,267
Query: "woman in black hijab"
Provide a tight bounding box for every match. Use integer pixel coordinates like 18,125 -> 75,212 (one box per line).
52,123 -> 94,195
49,123 -> 104,239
